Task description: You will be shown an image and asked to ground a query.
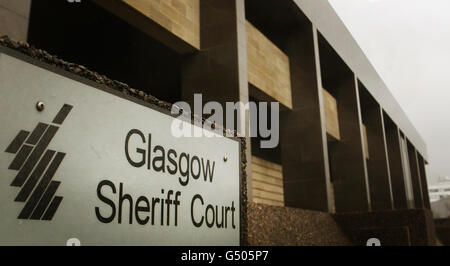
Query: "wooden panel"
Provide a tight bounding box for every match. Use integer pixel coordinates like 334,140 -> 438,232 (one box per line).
362,124 -> 369,159
251,156 -> 284,206
323,88 -> 340,141
246,21 -> 292,109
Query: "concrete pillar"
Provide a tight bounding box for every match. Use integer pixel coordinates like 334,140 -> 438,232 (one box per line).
362,99 -> 393,210
0,0 -> 31,41
407,142 -> 424,209
328,77 -> 370,212
383,113 -> 408,209
181,0 -> 252,199
278,25 -> 332,212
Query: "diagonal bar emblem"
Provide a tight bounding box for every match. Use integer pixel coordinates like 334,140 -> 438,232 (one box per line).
4,104 -> 73,220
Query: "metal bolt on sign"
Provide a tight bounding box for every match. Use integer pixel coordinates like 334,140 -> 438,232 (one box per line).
36,101 -> 45,112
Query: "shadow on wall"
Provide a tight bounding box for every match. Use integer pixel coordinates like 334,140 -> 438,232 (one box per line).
333,209 -> 437,246
27,0 -> 183,104
434,218 -> 450,246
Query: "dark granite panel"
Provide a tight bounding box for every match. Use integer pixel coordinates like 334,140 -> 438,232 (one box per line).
418,154 -> 431,209
327,78 -> 369,212
360,86 -> 393,211
347,226 -> 410,246
383,113 -> 408,209
334,209 -> 437,246
407,142 -> 424,209
275,24 -> 331,212
283,179 -> 329,210
201,0 -> 238,48
28,0 -> 184,104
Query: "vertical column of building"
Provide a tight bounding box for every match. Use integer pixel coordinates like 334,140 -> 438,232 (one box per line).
361,90 -> 394,211
327,76 -> 370,212
0,0 -> 31,41
383,113 -> 409,209
369,107 -> 394,210
277,24 -> 332,212
407,141 -> 424,208
417,154 -> 431,209
181,0 -> 252,199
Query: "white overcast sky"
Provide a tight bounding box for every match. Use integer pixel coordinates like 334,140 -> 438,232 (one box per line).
328,0 -> 450,185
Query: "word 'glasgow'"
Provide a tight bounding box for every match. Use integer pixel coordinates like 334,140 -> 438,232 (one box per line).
125,129 -> 216,187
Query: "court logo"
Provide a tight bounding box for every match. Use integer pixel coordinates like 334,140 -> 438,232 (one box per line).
4,104 -> 73,220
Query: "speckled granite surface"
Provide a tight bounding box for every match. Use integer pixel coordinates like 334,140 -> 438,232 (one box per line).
247,203 -> 439,246
333,209 -> 437,246
246,202 -> 353,246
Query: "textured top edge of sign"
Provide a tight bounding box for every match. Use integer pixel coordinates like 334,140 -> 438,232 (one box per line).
0,35 -> 249,244
0,35 -> 241,143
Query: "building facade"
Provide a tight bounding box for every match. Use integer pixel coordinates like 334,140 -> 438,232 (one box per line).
0,0 -> 436,245
429,177 -> 450,203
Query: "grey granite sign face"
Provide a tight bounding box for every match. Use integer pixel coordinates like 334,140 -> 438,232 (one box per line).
0,51 -> 241,246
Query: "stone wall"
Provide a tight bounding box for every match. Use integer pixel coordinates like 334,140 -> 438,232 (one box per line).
333,209 -> 437,246
247,202 -> 438,246
247,202 -> 352,245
